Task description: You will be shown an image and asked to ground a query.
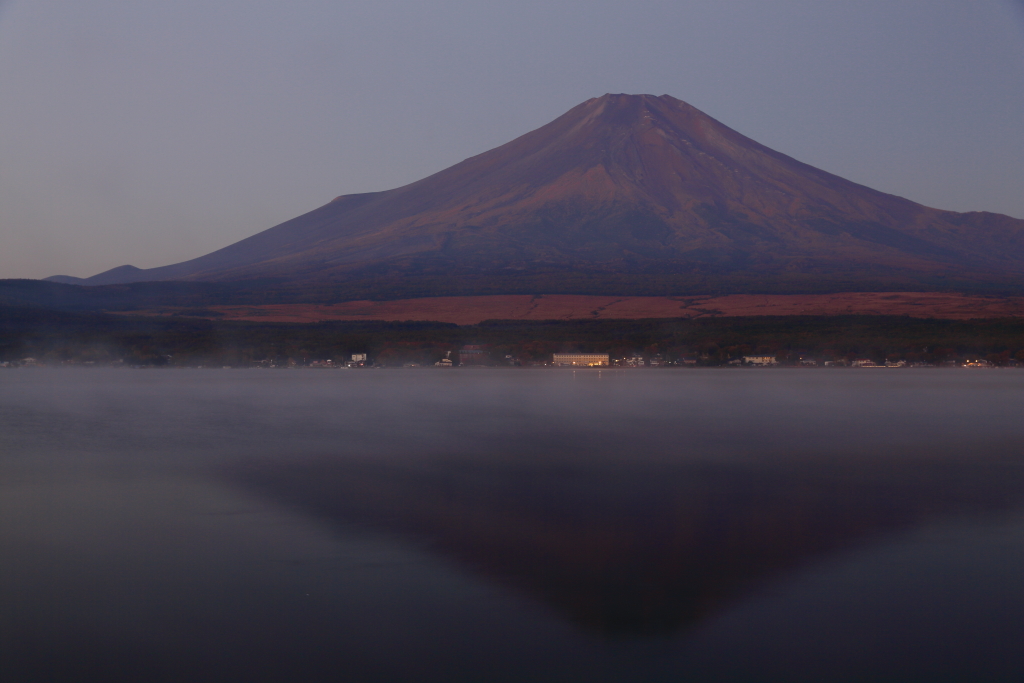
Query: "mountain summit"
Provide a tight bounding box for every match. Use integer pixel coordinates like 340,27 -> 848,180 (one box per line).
49,94 -> 1024,295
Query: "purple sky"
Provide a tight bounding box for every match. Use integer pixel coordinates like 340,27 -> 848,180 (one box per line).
1,0 -> 1023,280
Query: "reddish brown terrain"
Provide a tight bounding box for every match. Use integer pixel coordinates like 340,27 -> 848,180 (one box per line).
136,292 -> 1024,325
51,94 -> 1024,298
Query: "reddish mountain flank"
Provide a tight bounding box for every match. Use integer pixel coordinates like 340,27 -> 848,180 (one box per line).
131,293 -> 1024,326
49,94 -> 1024,296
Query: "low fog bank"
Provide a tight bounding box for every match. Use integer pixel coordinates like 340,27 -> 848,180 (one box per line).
3,369 -> 1024,469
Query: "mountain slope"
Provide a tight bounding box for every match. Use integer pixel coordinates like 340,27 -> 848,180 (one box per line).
49,94 -> 1024,295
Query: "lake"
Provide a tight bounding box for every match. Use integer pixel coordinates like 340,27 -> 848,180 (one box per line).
2,368 -> 1023,682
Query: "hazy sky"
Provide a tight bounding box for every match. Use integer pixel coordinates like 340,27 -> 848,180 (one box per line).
1,0 -> 1023,280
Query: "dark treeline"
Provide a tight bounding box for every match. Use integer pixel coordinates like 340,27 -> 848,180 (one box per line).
3,306 -> 1024,367
6,272 -> 1024,315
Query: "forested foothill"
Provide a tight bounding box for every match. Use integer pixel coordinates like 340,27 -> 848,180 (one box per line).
2,305 -> 1023,368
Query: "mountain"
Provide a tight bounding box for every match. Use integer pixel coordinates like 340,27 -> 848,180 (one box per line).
47,94 -> 1024,297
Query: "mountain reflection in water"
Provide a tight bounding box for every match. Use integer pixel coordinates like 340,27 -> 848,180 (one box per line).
229,449 -> 1024,636
4,369 -> 1024,681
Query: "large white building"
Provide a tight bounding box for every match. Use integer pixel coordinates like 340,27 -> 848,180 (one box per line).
552,353 -> 609,367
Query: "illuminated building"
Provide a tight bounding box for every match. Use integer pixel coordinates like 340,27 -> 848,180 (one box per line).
552,353 -> 610,367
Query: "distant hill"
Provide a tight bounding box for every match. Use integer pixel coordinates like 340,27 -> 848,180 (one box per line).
46,265 -> 148,286
45,94 -> 1024,297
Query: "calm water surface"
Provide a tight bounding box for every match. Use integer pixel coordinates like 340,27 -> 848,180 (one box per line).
2,368 -> 1023,682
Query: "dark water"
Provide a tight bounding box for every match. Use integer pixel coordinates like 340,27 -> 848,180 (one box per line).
2,368 -> 1024,682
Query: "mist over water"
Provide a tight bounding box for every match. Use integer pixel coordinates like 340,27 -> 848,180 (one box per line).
2,369 -> 1024,682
